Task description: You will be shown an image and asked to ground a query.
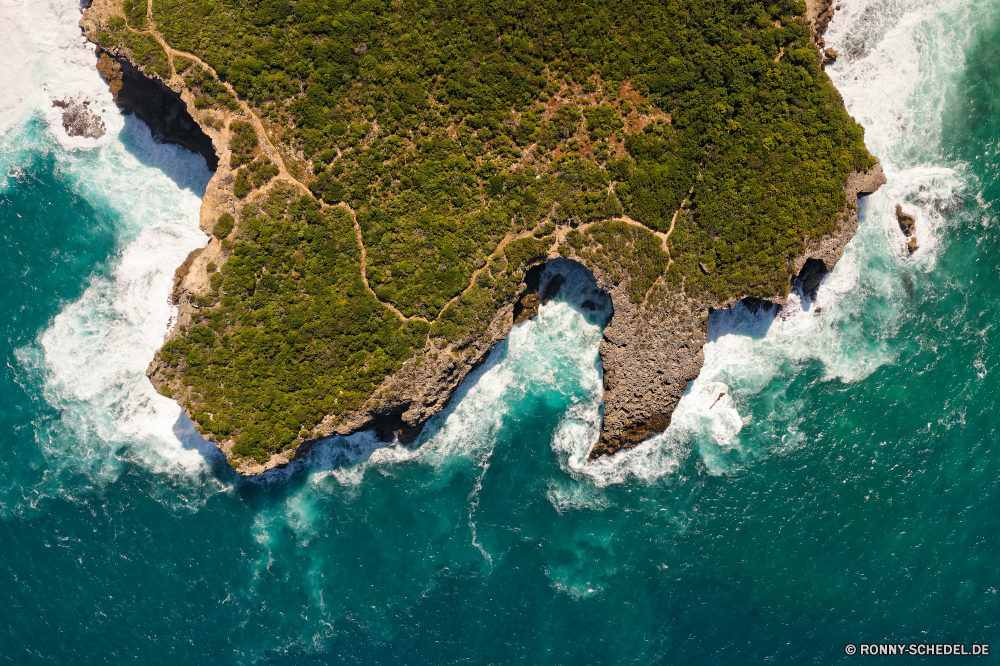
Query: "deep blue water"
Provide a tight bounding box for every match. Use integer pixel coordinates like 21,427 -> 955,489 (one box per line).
3,0 -> 1000,663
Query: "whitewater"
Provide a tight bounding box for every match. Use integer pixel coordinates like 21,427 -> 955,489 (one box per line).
2,0 -> 999,662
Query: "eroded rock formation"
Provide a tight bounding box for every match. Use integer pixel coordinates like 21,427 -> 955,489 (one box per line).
84,0 -> 887,475
52,98 -> 106,138
589,162 -> 886,459
94,47 -> 218,170
896,204 -> 919,254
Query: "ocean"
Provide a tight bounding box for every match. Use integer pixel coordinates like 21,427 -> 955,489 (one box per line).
2,0 -> 999,662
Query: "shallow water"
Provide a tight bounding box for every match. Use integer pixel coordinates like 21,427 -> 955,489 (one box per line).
3,0 -> 1000,663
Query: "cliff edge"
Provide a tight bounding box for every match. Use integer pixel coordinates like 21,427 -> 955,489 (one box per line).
83,0 -> 883,473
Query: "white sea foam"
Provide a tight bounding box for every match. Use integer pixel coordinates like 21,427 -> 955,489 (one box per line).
0,0 -> 120,149
4,0 -> 983,502
403,260 -> 610,471
562,0 -> 987,484
2,0 -> 217,499
15,116 -> 213,489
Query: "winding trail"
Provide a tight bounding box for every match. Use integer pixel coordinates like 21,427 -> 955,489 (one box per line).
132,0 -> 687,323
142,0 -> 309,196
336,202 -> 429,323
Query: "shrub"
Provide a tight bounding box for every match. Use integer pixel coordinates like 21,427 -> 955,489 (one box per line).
147,0 -> 877,459
214,213 -> 235,238
233,169 -> 251,198
229,122 -> 257,168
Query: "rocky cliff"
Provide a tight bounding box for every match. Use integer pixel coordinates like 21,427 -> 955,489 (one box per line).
83,0 -> 885,474
588,163 -> 886,458
93,46 -> 217,170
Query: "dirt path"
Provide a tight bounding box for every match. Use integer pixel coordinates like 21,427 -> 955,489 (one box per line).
144,0 -> 308,196
335,202 -> 430,323
138,0 -> 689,323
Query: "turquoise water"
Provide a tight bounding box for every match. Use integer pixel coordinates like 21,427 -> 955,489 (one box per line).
4,0 -> 1000,663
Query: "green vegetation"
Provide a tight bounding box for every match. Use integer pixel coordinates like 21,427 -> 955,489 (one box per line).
247,158 -> 280,188
428,235 -> 552,346
228,121 -> 278,197
568,222 -> 670,304
134,0 -> 876,462
228,121 -> 258,166
151,0 -> 872,307
183,64 -> 241,111
95,15 -> 171,80
213,213 -> 234,239
159,188 -> 427,462
122,0 -> 147,30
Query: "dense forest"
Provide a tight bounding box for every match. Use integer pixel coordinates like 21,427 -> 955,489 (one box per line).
95,0 -> 874,462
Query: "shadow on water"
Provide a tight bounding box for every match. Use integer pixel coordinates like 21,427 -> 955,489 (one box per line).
707,298 -> 781,343
171,409 -> 396,504
704,196 -> 885,346
539,257 -> 614,328
166,258 -> 615,500
117,115 -> 212,198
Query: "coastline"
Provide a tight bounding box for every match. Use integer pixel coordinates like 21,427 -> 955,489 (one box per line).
81,0 -> 885,475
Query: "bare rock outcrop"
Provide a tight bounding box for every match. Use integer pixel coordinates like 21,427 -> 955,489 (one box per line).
896,204 -> 918,253
52,98 -> 106,138
83,0 -> 887,475
512,264 -> 545,324
588,161 -> 886,459
589,283 -> 707,457
312,297 -> 520,447
806,0 -> 837,37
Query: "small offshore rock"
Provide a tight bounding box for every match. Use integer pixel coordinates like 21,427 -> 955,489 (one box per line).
896,204 -> 916,235
896,204 -> 919,254
823,48 -> 839,64
52,98 -> 106,138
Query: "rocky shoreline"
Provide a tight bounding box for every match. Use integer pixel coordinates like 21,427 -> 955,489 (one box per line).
296,156 -> 884,469
587,163 -> 885,459
94,46 -> 217,169
83,0 -> 885,475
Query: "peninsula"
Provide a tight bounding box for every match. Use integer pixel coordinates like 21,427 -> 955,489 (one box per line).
81,0 -> 884,474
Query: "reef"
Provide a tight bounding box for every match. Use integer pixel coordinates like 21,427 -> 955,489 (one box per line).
81,0 -> 885,474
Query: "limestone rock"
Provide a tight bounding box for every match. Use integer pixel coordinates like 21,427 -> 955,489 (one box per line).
52,98 -> 105,138
896,204 -> 918,254
589,161 -> 887,460
896,204 -> 916,235
807,0 -> 836,36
